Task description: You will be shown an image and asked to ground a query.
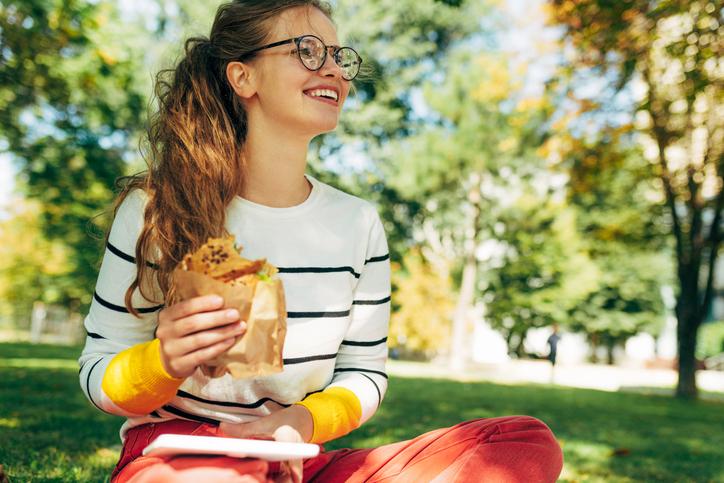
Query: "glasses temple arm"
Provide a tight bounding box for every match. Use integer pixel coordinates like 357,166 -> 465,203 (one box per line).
245,38 -> 296,55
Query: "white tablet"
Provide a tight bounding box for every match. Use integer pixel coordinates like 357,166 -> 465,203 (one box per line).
142,433 -> 320,461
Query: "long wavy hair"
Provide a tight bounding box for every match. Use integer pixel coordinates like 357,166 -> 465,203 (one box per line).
111,0 -> 332,316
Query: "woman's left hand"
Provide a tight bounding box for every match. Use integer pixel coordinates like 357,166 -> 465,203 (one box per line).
219,406 -> 315,483
219,405 -> 314,442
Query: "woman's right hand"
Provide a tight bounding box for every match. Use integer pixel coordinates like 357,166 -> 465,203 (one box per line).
156,295 -> 246,379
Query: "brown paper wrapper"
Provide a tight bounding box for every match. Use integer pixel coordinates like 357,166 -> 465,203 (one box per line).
171,269 -> 287,379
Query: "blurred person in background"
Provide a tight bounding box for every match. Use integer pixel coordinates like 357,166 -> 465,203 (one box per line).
547,324 -> 561,383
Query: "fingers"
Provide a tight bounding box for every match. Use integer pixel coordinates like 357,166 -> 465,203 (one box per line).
174,308 -> 242,337
174,321 -> 246,355
273,425 -> 302,443
167,336 -> 237,378
156,294 -> 247,379
275,426 -> 304,483
165,295 -> 225,321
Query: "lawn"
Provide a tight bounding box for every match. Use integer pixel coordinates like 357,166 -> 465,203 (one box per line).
1,342 -> 723,482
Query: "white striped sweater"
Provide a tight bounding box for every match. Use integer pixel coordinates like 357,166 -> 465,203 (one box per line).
78,174 -> 391,439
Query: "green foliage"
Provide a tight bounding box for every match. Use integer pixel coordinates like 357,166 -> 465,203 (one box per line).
485,198 -> 599,354
0,200 -> 77,326
334,0 -> 487,143
561,130 -> 673,346
381,46 -> 576,355
0,0 -> 148,311
698,321 -> 724,360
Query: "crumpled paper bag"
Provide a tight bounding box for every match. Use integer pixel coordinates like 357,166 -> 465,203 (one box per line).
171,268 -> 287,379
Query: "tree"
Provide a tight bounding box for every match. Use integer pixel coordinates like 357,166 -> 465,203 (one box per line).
382,48 -> 555,369
484,195 -> 599,357
0,199 -> 75,326
560,127 -> 672,362
388,248 -> 455,358
546,0 -> 723,397
0,0 -> 147,310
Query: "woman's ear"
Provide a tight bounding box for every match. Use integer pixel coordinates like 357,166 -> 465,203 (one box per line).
226,61 -> 256,99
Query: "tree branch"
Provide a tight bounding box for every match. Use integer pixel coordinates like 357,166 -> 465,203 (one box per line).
700,154 -> 724,320
644,65 -> 685,270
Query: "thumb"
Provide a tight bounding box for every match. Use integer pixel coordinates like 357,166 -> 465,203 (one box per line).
273,426 -> 303,483
272,425 -> 302,443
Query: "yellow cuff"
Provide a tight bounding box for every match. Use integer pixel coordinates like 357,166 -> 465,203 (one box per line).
295,387 -> 362,444
101,338 -> 184,414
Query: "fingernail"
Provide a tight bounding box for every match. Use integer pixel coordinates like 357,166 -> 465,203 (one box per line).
211,295 -> 224,305
238,321 -> 247,330
226,309 -> 239,321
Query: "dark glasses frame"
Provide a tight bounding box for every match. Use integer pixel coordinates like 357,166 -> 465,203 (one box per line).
242,34 -> 362,81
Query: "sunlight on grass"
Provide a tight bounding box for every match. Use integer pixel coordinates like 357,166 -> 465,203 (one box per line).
0,358 -> 78,369
560,440 -> 625,483
0,417 -> 20,428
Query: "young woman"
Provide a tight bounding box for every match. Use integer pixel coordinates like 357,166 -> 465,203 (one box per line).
79,1 -> 563,481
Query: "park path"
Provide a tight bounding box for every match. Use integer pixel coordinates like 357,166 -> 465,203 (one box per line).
387,359 -> 724,401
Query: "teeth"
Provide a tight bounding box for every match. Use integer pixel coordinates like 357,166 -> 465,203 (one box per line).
306,89 -> 338,101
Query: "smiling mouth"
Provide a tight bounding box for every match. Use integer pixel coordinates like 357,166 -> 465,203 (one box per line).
303,88 -> 339,105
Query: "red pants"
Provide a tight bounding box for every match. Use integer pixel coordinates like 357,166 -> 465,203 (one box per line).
112,416 -> 563,482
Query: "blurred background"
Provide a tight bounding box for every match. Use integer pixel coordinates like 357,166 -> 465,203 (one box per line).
0,0 -> 723,480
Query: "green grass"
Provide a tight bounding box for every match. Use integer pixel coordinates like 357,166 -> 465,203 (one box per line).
1,342 -> 723,482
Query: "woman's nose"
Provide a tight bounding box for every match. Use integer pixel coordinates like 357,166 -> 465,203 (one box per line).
319,49 -> 343,78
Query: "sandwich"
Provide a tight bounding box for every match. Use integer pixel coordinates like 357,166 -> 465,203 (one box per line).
172,235 -> 287,378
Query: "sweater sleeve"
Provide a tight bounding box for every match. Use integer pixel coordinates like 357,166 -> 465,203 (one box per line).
78,190 -> 182,416
297,206 -> 391,443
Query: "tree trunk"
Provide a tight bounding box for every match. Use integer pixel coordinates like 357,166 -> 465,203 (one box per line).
514,329 -> 528,358
675,297 -> 700,398
505,329 -> 515,354
588,333 -> 599,363
449,173 -> 482,372
449,255 -> 476,372
605,337 -> 615,365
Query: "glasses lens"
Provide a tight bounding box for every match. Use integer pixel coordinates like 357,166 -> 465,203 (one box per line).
298,36 -> 325,70
335,47 -> 361,80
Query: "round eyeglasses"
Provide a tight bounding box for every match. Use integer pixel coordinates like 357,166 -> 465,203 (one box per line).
244,34 -> 362,81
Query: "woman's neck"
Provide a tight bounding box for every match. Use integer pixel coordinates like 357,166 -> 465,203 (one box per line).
240,119 -> 312,208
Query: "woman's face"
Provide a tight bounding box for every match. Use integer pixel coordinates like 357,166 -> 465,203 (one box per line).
244,7 -> 352,138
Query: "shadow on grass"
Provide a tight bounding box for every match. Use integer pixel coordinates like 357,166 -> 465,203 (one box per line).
0,342 -> 83,360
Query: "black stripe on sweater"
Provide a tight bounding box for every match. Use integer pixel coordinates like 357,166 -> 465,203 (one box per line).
333,367 -> 389,379
86,330 -> 106,340
341,336 -> 388,347
177,390 -> 292,409
360,372 -> 382,408
352,296 -> 391,306
161,405 -> 220,425
277,266 -> 361,279
94,291 -> 164,314
287,310 -> 351,318
175,389 -> 325,410
106,241 -> 159,269
85,358 -> 109,414
283,352 -> 338,365
365,254 -> 390,264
